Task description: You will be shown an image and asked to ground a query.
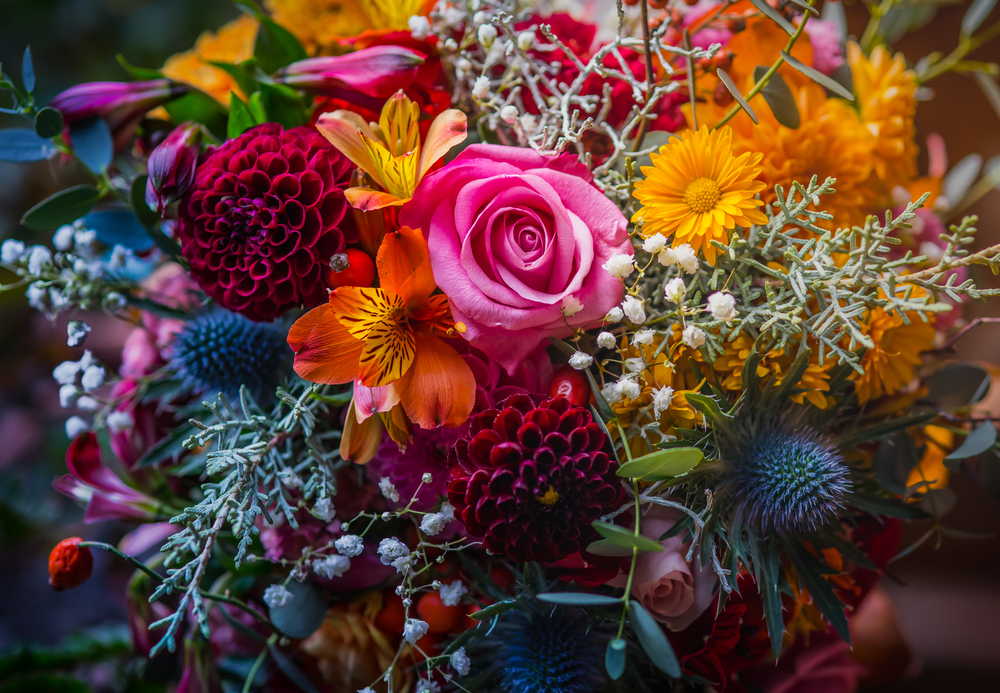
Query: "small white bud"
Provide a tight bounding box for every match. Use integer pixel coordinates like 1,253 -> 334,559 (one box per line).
568,351 -> 594,370
66,320 -> 90,347
642,233 -> 667,255
53,225 -> 76,251
605,307 -> 624,323
500,105 -> 519,124
517,31 -> 535,51
76,396 -> 100,412
103,292 -> 127,311
65,416 -> 89,439
602,252 -> 635,279
335,534 -> 364,557
707,292 -> 738,322
472,75 -> 491,99
632,329 -> 655,346
313,555 -> 351,579
682,325 -> 706,349
561,294 -> 584,316
625,357 -> 645,373
456,58 -> 473,74
404,619 -> 429,644
27,246 -> 52,275
59,384 -> 80,409
421,472 -> 434,484
407,15 -> 431,40
53,360 -> 81,385
478,24 -> 498,48
379,476 -> 400,503
664,277 -> 686,304
263,584 -> 294,609
107,410 -> 134,433
1,239 -> 26,264
444,38 -> 459,52
622,296 -> 646,324
596,331 -> 617,349
81,365 -> 105,392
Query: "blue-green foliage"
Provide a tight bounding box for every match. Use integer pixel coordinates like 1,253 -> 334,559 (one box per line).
732,428 -> 850,532
171,310 -> 290,404
499,608 -> 604,693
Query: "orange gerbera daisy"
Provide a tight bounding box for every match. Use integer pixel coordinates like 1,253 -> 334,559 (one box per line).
317,91 -> 467,210
632,126 -> 768,265
288,226 -> 476,429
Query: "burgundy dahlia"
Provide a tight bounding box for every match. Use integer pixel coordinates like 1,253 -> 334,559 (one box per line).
447,394 -> 622,563
176,123 -> 355,321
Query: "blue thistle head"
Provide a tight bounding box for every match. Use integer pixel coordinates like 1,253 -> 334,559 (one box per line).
729,427 -> 850,533
498,607 -> 605,693
171,310 -> 291,404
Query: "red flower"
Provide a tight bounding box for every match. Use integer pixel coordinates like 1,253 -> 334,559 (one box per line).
48,537 -> 93,591
447,394 -> 622,563
176,123 -> 355,322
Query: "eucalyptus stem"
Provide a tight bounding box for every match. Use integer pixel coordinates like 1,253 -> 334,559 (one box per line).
859,0 -> 896,54
633,0 -> 657,151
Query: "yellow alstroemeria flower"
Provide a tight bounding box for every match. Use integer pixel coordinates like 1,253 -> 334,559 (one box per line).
316,91 -> 467,211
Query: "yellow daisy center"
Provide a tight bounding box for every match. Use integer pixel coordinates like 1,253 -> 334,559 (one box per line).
536,485 -> 560,507
683,177 -> 721,214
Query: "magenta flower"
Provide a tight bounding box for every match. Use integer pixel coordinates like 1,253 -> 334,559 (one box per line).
399,144 -> 632,374
275,45 -> 426,98
53,432 -> 161,523
146,121 -> 201,215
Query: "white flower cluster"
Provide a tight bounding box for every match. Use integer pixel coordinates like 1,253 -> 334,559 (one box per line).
377,536 -> 414,575
53,350 -> 119,437
419,501 -> 456,537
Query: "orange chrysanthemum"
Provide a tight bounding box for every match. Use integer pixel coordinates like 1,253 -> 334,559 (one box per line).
632,126 -> 768,265
848,42 -> 919,194
851,305 -> 935,405
161,15 -> 258,104
266,0 -> 372,52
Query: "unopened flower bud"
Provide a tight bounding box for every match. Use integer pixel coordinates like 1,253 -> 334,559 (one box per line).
48,537 -> 93,591
517,31 -> 535,51
145,121 -> 202,215
500,105 -> 519,124
478,24 -> 498,49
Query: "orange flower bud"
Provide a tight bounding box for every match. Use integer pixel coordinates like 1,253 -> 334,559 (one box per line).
48,537 -> 93,591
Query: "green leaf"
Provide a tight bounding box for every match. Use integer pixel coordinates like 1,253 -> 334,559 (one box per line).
717,68 -> 758,124
209,60 -> 259,99
846,491 -> 930,519
228,92 -> 258,139
754,66 -> 800,129
753,538 -> 784,658
116,54 -> 163,80
69,116 -> 113,173
129,174 -> 158,227
786,543 -> 850,643
258,83 -> 306,128
629,600 -> 681,678
34,107 -> 63,138
21,46 -> 35,94
834,412 -> 935,448
249,91 -> 269,124
537,592 -> 621,606
268,579 -> 327,639
605,638 -> 627,680
616,447 -> 703,481
593,521 -> 664,554
685,392 -> 729,426
468,598 -> 517,621
586,539 -> 635,557
585,369 -> 616,423
548,336 -> 577,357
947,421 -> 997,460
781,50 -> 855,101
750,0 -> 794,35
254,15 -> 307,74
0,128 -> 57,162
923,363 -> 991,409
164,91 -> 228,140
963,0 -> 999,37
787,0 -> 819,15
21,185 -> 100,230
873,432 -> 916,495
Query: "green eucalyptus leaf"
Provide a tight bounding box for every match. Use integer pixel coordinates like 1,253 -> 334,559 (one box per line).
586,369 -> 616,423
21,185 -> 100,230
586,539 -> 635,557
537,592 -> 621,606
781,50 -> 855,100
873,432 -> 917,495
468,598 -> 517,621
69,116 -> 113,173
717,68 -> 758,124
605,638 -> 627,680
629,600 -> 681,678
0,128 -> 57,162
616,447 -> 703,481
750,0 -> 794,35
34,107 -> 63,138
228,93 -> 258,139
754,66 -> 800,129
593,521 -> 664,554
963,0 -> 999,37
946,421 -> 997,460
22,46 -> 35,94
923,363 -> 991,409
268,579 -> 326,639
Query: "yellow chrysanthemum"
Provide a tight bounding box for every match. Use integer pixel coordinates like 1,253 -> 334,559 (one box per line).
162,15 -> 258,104
848,42 -> 918,193
852,305 -> 935,404
713,333 -> 835,409
632,126 -> 769,265
266,0 -> 372,52
727,82 -> 876,230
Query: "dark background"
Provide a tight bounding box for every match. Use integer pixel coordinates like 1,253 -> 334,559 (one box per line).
1,0 -> 998,689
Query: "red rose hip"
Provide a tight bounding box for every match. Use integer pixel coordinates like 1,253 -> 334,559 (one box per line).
548,365 -> 592,407
326,248 -> 376,288
48,537 -> 93,591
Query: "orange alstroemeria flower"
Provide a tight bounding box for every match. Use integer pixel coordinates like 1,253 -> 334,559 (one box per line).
288,226 -> 476,429
315,90 -> 466,211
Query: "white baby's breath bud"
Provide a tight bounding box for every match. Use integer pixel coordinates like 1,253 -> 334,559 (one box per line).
682,325 -> 706,349
500,105 -> 519,124
439,580 -> 467,607
473,76 -> 491,99
59,384 -> 79,409
707,292 -> 738,322
1,239 -> 26,264
561,294 -> 583,316
263,584 -> 294,608
53,225 -> 76,251
65,416 -> 89,439
420,511 -> 449,536
335,534 -> 364,557
519,113 -> 538,135
517,31 -> 535,51
664,277 -> 686,304
27,246 -> 52,275
26,282 -> 48,310
313,554 -> 351,579
642,233 -> 667,255
619,376 -> 641,401
568,351 -> 593,370
596,331 -> 616,349
76,396 -> 100,412
379,476 -> 400,503
53,360 -> 81,385
605,306 -> 624,323
403,619 -> 429,644
311,497 -> 335,522
478,23 -> 497,48
450,646 -> 472,676
109,244 -> 130,269
652,386 -> 675,417
393,554 -> 414,575
473,11 -> 489,25
602,252 -> 634,279
421,472 -> 434,484
67,320 -> 90,347
673,244 -> 699,273
622,296 -> 646,324
107,410 -> 134,433
408,15 -> 431,40
444,38 -> 459,52
103,291 -> 127,312
81,365 -> 105,392
377,537 -> 408,565
601,380 -> 623,405
456,57 -> 472,74
625,357 -> 645,373
443,7 -> 465,27
632,329 -> 655,346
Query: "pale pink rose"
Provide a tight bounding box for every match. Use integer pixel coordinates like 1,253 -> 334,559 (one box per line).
610,505 -> 717,630
399,144 -> 632,374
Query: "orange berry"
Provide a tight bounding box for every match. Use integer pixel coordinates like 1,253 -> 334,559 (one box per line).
326,248 -> 376,289
48,537 -> 93,591
375,591 -> 406,634
417,591 -> 464,634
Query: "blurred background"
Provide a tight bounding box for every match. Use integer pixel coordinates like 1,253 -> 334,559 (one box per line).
0,0 -> 998,690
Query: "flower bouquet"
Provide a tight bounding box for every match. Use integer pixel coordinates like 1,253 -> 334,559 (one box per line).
3,0 -> 1000,691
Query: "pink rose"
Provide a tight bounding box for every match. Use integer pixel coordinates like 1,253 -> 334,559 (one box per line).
610,505 -> 717,630
399,144 -> 632,373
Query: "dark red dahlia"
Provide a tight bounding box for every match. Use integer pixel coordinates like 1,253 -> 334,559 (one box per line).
176,123 -> 355,322
447,394 -> 622,563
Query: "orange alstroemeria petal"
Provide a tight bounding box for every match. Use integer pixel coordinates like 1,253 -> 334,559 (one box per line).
328,286 -> 401,341
417,109 -> 468,180
315,111 -> 385,190
377,225 -> 435,305
340,400 -> 384,465
287,304 -> 364,385
328,286 -> 415,387
345,187 -> 409,211
395,329 -> 476,428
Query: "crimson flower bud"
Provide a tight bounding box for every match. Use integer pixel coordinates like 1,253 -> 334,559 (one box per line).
48,537 -> 93,591
145,121 -> 202,215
